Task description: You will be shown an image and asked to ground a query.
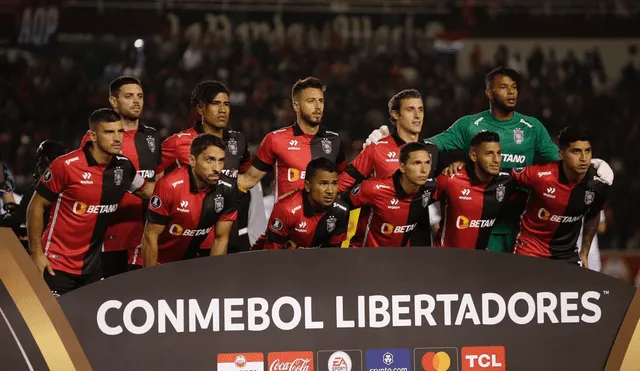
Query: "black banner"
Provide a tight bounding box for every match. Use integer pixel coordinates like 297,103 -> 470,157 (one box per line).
58,248 -> 636,371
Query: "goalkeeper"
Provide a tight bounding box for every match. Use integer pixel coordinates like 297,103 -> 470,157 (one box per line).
364,67 -> 614,253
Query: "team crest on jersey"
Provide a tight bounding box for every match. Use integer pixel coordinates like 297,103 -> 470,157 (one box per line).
150,195 -> 162,209
585,190 -> 595,205
421,190 -> 431,208
321,138 -> 332,154
513,128 -> 524,144
326,215 -> 337,233
214,194 -> 224,213
146,136 -> 156,153
114,167 -> 124,186
272,218 -> 283,231
227,138 -> 238,156
496,184 -> 506,202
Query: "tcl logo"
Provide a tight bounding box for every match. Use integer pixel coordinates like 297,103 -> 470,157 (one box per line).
288,168 -> 306,182
381,222 -> 417,234
268,352 -> 313,371
461,346 -> 505,370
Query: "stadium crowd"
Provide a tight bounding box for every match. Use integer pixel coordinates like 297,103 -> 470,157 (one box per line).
0,35 -> 639,253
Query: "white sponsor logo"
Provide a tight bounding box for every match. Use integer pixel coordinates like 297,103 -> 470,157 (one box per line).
288,140 -> 300,151
95,291 -> 603,335
172,180 -> 184,188
291,205 -> 302,215
501,154 -> 526,163
538,171 -> 552,178
381,222 -> 417,234
72,202 -> 118,215
333,203 -> 347,212
456,216 -> 496,229
328,351 -> 352,371
387,199 -> 400,209
65,157 -> 79,165
537,208 -> 583,223
221,169 -> 239,178
375,184 -> 390,190
138,170 -> 155,179
459,189 -> 472,200
544,187 -> 556,199
177,201 -> 190,213
270,358 -> 311,371
386,152 -> 398,163
169,224 -> 211,237
81,172 -> 93,184
295,221 -> 308,233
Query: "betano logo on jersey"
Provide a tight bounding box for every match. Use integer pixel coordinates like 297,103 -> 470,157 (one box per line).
72,201 -> 118,215
456,216 -> 496,229
537,208 -> 583,223
168,224 -> 212,237
137,169 -> 156,179
381,222 -> 417,234
288,168 -> 306,182
500,154 -> 526,164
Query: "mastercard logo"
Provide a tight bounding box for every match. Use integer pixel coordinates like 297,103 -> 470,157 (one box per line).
456,215 -> 469,229
422,351 -> 451,371
169,224 -> 184,236
72,201 -> 88,215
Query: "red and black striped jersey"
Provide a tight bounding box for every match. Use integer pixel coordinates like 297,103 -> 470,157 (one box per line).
347,170 -> 436,248
36,143 -> 146,275
253,123 -> 346,200
511,162 -> 609,260
255,190 -> 350,250
140,167 -> 238,265
434,167 -> 516,249
80,125 -> 162,252
158,121 -> 252,178
338,130 -> 439,192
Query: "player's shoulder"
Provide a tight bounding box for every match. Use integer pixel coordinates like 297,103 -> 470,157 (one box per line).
215,175 -> 236,195
159,167 -> 188,189
268,126 -> 292,137
514,112 -> 543,129
53,148 -> 84,168
226,129 -> 247,142
357,176 -> 393,194
174,127 -> 197,140
113,154 -> 134,167
322,128 -> 340,137
138,124 -> 158,134
276,191 -> 304,215
330,198 -> 350,216
455,111 -> 488,127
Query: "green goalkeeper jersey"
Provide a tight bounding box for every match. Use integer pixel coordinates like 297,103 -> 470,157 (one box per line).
426,110 -> 560,234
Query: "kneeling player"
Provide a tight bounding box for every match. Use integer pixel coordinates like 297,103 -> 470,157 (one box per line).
141,134 -> 237,266
434,131 -> 516,249
347,142 -> 436,247
511,125 -> 609,267
254,157 -> 350,250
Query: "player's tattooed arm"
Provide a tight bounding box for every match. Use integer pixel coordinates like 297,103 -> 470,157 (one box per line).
142,221 -> 165,266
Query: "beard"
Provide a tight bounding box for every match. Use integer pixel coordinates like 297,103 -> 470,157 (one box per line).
492,97 -> 516,113
300,110 -> 322,126
120,108 -> 142,121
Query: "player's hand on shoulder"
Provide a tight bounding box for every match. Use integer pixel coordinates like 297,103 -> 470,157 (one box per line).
284,240 -> 298,250
590,158 -> 614,186
442,161 -> 465,176
363,125 -> 390,149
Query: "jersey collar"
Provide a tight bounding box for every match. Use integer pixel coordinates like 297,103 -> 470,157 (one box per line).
557,161 -> 596,184
292,122 -> 328,137
187,166 -> 201,193
390,126 -> 422,147
302,190 -> 329,217
466,162 -> 496,185
193,120 -> 231,139
82,142 -> 119,167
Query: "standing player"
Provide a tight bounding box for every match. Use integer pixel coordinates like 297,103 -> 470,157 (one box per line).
27,109 -> 154,295
141,134 -> 237,266
155,80 -> 264,256
338,89 -> 439,191
253,158 -> 350,250
238,77 -> 346,199
347,142 -> 436,248
511,126 -> 609,267
434,131 -> 516,249
364,67 -> 613,253
80,76 -> 161,277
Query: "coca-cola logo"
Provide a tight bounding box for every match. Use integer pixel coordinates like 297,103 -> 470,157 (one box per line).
270,358 -> 311,371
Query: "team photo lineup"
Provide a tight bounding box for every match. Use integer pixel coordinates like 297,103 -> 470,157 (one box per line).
14,67 -> 615,296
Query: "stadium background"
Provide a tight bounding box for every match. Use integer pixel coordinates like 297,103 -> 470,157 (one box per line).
0,0 -> 639,284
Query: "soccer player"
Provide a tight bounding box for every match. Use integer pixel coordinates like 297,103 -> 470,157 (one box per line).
155,80 -> 263,257
80,76 -> 162,277
510,126 -> 609,267
338,89 -> 439,191
238,77 -> 346,199
363,67 -> 613,253
27,108 -> 154,296
253,158 -> 350,250
433,131 -> 516,249
141,134 -> 237,266
347,142 -> 436,248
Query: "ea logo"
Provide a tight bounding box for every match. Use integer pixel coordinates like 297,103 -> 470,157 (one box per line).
169,224 -> 184,236
72,201 -> 88,215
328,351 -> 352,371
422,351 -> 451,371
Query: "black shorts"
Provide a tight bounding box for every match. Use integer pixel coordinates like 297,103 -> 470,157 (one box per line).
43,269 -> 102,297
102,250 -> 129,278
